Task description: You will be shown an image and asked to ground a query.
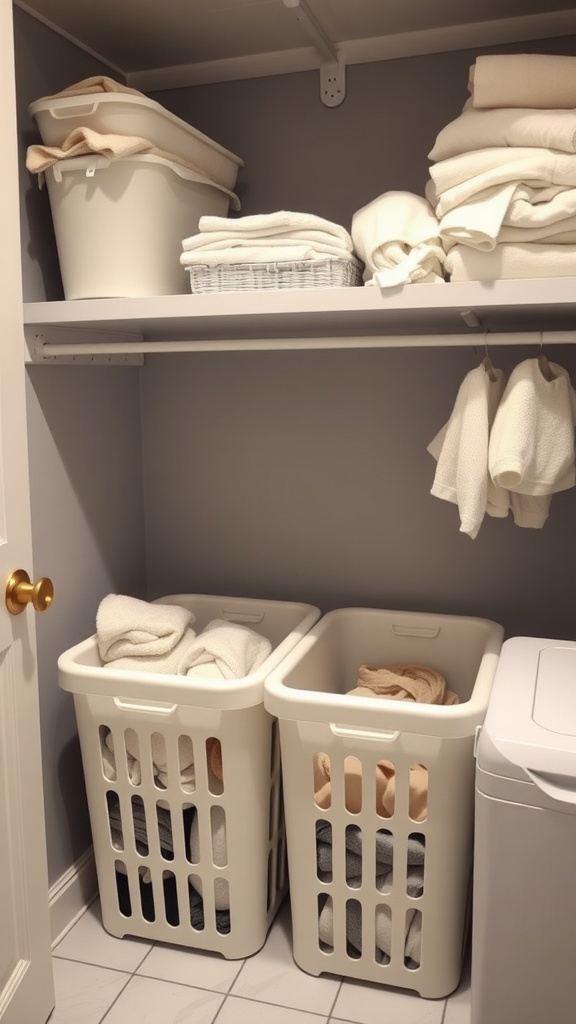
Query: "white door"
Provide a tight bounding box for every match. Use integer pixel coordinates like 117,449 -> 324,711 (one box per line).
0,0 -> 55,1020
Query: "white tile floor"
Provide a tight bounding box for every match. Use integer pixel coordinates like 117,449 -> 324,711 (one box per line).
50,898 -> 471,1024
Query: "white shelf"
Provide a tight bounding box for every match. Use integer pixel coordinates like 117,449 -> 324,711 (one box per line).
22,278 -> 576,357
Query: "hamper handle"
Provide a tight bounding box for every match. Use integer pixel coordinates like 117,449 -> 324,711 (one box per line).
113,697 -> 177,715
330,723 -> 400,742
219,609 -> 264,624
391,623 -> 440,638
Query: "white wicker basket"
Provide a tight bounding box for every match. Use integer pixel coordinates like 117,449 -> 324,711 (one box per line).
186,257 -> 364,293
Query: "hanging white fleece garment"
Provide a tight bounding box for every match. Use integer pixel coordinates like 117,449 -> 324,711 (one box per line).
427,362 -> 508,539
488,358 -> 576,498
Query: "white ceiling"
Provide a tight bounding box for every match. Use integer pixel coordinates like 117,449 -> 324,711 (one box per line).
16,0 -> 576,89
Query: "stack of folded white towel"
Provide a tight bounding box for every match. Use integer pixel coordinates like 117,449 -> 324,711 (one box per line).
96,593 -> 272,678
351,190 -> 445,287
428,353 -> 576,537
426,53 -> 576,281
180,210 -> 358,273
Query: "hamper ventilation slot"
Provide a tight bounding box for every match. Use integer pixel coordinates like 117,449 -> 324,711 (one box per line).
405,909 -> 422,968
375,904 -> 392,964
211,806 -> 227,866
409,763 -> 428,823
178,735 -> 195,793
106,791 -> 123,850
99,726 -> 116,781
408,832 -> 426,897
347,899 -> 362,958
344,755 -> 361,813
162,871 -> 179,926
151,732 -> 167,789
131,795 -> 148,855
316,819 -> 332,882
376,828 -> 393,892
345,825 -> 361,887
189,874 -> 204,931
156,802 -> 173,861
318,893 -> 333,952
115,860 -> 130,915
139,866 -> 155,921
183,804 -> 195,862
207,737 -> 223,795
313,752 -> 331,810
124,729 -> 141,785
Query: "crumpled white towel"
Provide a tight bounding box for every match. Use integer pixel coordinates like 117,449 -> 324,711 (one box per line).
427,362 -> 509,538
185,618 -> 272,680
102,727 -> 196,789
97,594 -> 195,662
488,358 -> 576,498
36,76 -> 144,101
192,211 -> 353,249
428,148 -> 576,221
318,881 -> 422,964
468,54 -> 576,110
429,107 -> 576,162
351,191 -> 445,287
445,243 -> 576,282
189,807 -> 229,910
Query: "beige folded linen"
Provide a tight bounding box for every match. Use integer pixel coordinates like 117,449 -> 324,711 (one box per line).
349,663 -> 459,705
313,752 -> 428,822
429,107 -> 576,162
469,54 -> 576,110
351,190 -> 444,287
26,126 -> 241,208
440,200 -> 576,251
36,75 -> 144,100
445,242 -> 576,281
504,184 -> 576,228
180,241 -> 353,266
428,148 -> 576,219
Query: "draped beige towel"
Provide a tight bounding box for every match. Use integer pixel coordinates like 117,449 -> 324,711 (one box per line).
26,126 -> 241,209
37,75 -> 144,101
349,662 -> 459,705
313,663 -> 459,821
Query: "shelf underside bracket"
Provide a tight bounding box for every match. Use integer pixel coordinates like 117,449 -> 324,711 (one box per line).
25,326 -> 144,365
282,0 -> 345,106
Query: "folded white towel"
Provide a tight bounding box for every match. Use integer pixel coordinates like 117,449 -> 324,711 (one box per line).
439,192 -> 576,251
181,229 -> 352,256
185,618 -> 272,680
351,191 -> 445,288
96,594 -> 195,662
468,54 -> 576,110
180,242 -> 352,267
106,626 -> 204,676
37,76 -> 144,101
429,107 -> 576,162
488,358 -> 576,497
445,242 -> 576,281
504,184 -> 576,228
429,148 -> 576,222
194,211 -> 353,248
427,362 -> 508,538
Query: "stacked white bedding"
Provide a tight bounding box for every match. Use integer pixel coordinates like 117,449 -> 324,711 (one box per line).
426,53 -> 576,281
180,211 -> 357,268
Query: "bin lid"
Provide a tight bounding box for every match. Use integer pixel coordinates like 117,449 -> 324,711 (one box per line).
477,636 -> 576,796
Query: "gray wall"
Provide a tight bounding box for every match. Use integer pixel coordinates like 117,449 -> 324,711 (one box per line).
14,3 -> 576,888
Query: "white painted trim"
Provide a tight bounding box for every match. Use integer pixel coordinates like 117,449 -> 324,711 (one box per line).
49,847 -> 98,948
127,10 -> 576,91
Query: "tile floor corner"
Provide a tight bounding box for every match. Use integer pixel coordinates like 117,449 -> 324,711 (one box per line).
50,898 -> 471,1023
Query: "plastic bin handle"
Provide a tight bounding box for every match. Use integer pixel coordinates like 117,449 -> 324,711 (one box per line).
219,609 -> 264,624
391,624 -> 440,638
525,767 -> 576,804
330,723 -> 400,742
50,102 -> 99,119
113,697 -> 177,715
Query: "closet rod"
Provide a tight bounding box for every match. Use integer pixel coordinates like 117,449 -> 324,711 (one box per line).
33,330 -> 576,357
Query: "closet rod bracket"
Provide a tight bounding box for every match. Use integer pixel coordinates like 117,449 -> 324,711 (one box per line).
25,327 -> 144,365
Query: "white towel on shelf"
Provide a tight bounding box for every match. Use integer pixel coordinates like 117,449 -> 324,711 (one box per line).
503,184 -> 576,228
427,362 -> 509,538
185,618 -> 271,680
428,148 -> 576,220
96,594 -> 195,662
488,358 -> 576,497
193,211 -> 353,248
429,107 -> 576,162
440,202 -> 576,252
351,191 -> 445,287
37,75 -> 145,100
436,182 -> 518,251
445,243 -> 576,281
468,54 -> 576,110
180,242 -> 352,267
181,229 -> 352,255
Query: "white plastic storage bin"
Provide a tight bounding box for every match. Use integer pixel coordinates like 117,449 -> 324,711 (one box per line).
43,153 -> 239,299
29,92 -> 243,191
58,593 -> 320,959
264,607 -> 503,998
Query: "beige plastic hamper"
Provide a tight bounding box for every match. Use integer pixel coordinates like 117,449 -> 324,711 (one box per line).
58,593 -> 320,959
264,607 -> 503,997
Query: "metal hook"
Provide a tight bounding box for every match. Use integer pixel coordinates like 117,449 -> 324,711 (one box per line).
538,331 -> 556,381
480,334 -> 497,383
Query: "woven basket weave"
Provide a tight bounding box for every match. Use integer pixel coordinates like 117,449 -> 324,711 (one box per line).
186,256 -> 363,293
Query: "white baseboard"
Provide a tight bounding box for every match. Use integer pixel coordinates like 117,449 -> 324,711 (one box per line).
49,847 -> 98,948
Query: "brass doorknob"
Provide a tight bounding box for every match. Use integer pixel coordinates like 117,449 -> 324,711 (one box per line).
6,569 -> 54,615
